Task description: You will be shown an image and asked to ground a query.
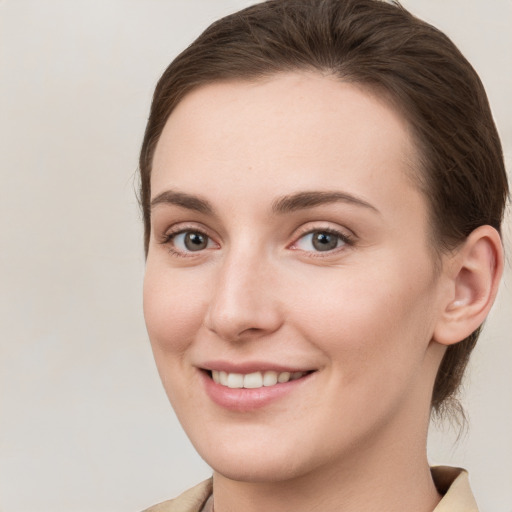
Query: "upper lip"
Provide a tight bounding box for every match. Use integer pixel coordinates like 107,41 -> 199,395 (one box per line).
199,360 -> 315,374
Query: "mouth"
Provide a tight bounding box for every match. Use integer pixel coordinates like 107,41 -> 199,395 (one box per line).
199,362 -> 317,411
207,369 -> 314,389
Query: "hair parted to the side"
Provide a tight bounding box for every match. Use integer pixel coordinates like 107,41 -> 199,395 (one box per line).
139,0 -> 508,418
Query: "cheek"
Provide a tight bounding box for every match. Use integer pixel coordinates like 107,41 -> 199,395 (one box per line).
143,265 -> 207,356
291,263 -> 437,375
293,270 -> 438,431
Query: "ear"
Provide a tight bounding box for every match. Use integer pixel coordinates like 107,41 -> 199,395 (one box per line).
433,225 -> 504,346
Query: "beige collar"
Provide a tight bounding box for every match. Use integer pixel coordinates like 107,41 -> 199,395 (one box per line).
432,466 -> 479,511
143,466 -> 478,512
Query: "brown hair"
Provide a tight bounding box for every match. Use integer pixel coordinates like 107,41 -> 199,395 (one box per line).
139,0 -> 508,416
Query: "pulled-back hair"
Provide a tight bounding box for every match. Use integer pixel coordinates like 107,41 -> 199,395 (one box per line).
139,0 -> 508,416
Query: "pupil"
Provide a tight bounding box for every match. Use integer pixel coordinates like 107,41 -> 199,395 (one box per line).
312,232 -> 337,251
185,232 -> 207,251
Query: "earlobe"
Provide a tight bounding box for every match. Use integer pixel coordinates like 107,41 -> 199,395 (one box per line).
433,225 -> 504,346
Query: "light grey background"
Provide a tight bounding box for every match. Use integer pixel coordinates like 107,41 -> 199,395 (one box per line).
0,1 -> 510,511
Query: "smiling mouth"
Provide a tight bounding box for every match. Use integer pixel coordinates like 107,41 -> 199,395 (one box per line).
207,370 -> 314,389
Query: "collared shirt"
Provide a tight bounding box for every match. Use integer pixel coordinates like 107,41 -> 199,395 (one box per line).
143,466 -> 478,512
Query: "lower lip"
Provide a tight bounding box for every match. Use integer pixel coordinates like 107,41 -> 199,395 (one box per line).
201,371 -> 314,412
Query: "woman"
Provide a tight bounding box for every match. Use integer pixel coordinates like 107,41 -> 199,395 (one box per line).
139,0 -> 508,510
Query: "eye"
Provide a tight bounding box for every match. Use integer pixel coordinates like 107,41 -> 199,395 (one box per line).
293,230 -> 350,253
167,230 -> 216,254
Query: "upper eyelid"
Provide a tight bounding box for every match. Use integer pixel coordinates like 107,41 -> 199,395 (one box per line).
290,222 -> 356,241
162,222 -> 214,238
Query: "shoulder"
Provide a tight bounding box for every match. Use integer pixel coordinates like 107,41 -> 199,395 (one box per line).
142,479 -> 213,512
432,466 -> 479,511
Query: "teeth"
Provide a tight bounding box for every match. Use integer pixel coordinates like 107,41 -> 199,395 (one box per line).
227,373 -> 244,389
262,371 -> 278,387
210,370 -> 307,389
277,371 -> 291,383
244,372 -> 263,388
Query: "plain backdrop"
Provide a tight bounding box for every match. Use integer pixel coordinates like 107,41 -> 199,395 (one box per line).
0,1 -> 510,511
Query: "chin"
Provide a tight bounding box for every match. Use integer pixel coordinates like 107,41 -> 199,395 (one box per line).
208,453 -> 307,484
190,428 -> 326,484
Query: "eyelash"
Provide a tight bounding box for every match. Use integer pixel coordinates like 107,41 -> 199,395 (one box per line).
159,225 -> 355,258
289,226 -> 355,256
159,225 -> 217,258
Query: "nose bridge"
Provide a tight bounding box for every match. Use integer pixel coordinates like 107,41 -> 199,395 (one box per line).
204,240 -> 281,341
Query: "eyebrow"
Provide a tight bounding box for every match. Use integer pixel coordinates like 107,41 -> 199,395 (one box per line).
150,189 -> 378,216
272,191 -> 379,214
150,190 -> 215,215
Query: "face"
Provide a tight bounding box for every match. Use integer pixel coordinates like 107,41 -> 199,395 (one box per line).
144,73 -> 447,483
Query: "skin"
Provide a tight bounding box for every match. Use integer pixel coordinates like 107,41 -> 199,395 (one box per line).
143,73 -> 500,512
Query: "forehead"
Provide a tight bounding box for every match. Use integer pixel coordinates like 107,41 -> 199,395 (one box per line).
151,72 -> 421,215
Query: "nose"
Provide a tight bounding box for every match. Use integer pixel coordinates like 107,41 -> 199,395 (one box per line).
204,248 -> 283,342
